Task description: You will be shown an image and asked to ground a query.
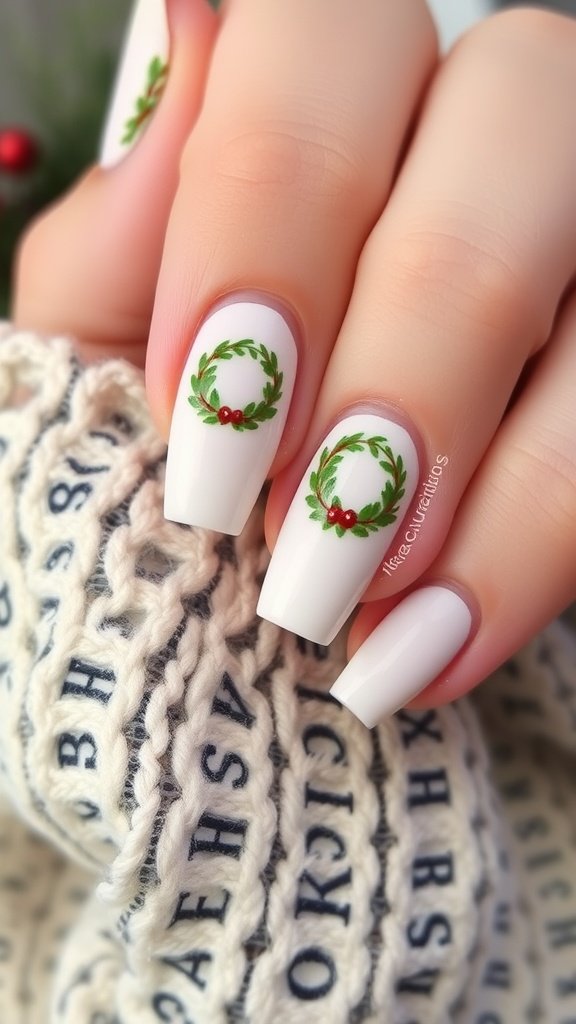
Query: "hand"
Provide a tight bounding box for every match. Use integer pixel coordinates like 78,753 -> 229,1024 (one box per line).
13,0 -> 576,727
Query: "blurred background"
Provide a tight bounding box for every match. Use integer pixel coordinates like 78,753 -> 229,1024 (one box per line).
0,0 -> 574,315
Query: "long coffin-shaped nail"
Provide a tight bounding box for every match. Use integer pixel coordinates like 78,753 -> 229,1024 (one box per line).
99,0 -> 169,168
164,300 -> 298,535
257,412 -> 419,645
330,586 -> 472,728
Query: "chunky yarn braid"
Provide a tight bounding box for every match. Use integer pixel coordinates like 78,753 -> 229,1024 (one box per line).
1,326 -> 575,1023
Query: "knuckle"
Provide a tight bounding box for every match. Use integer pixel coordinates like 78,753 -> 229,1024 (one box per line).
506,434 -> 576,537
187,121 -> 363,216
377,221 -> 532,342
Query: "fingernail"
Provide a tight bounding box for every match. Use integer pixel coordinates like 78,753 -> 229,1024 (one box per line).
99,0 -> 169,168
164,300 -> 298,535
330,586 -> 472,728
257,413 -> 419,644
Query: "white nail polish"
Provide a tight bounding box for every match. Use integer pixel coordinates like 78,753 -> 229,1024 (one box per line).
164,301 -> 298,535
99,0 -> 169,168
330,586 -> 472,728
257,413 -> 419,644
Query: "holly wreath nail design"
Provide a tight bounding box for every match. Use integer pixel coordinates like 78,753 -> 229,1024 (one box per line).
187,339 -> 283,431
121,55 -> 168,147
164,300 -> 297,535
257,413 -> 419,646
306,432 -> 406,537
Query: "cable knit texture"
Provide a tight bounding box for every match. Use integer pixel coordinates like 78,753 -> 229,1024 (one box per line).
0,325 -> 575,1024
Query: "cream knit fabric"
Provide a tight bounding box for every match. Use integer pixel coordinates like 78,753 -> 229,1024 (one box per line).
0,325 -> 575,1024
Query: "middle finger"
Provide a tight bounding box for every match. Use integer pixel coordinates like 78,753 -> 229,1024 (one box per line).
150,0 -> 437,534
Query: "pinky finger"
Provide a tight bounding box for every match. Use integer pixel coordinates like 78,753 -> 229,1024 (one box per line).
331,290 -> 576,727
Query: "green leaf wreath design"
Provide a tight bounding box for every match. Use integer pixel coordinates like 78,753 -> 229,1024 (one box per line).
121,56 -> 169,146
306,432 -> 407,538
187,339 -> 283,431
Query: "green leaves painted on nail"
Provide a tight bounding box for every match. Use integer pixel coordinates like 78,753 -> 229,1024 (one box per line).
306,433 -> 406,537
187,339 -> 283,431
121,56 -> 169,146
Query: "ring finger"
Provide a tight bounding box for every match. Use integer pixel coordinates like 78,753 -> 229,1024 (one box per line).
258,7 -> 576,645
336,282 -> 576,726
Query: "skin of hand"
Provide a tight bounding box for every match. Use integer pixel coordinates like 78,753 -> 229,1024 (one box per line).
12,0 -> 576,725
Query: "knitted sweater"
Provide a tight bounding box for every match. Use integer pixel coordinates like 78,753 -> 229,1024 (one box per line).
0,325 -> 575,1024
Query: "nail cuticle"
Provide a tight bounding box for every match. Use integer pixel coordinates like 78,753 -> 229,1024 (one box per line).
318,397 -> 428,484
194,288 -> 305,363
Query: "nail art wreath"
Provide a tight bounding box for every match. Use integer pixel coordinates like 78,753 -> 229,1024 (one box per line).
187,339 -> 283,430
122,56 -> 169,146
306,432 -> 407,538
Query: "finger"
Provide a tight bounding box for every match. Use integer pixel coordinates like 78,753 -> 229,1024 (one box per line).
332,280 -> 576,727
151,0 -> 437,534
258,7 -> 576,645
13,0 -> 218,367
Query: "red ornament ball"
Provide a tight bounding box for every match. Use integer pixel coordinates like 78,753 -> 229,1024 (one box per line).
231,409 -> 245,425
341,509 -> 358,529
217,406 -> 232,424
0,127 -> 39,174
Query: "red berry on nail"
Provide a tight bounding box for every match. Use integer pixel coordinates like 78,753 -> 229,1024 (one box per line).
231,409 -> 244,425
326,506 -> 340,524
342,509 -> 357,529
218,406 -> 232,424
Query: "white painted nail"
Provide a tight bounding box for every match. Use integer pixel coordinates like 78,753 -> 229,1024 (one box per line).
330,586 -> 472,728
164,301 -> 298,535
99,0 -> 169,168
257,413 -> 419,645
